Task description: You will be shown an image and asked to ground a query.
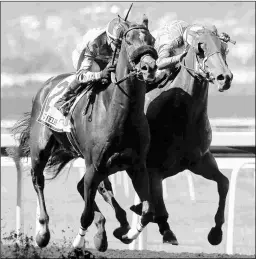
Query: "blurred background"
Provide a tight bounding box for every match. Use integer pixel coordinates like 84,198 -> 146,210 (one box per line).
1,1 -> 255,121
1,2 -> 255,256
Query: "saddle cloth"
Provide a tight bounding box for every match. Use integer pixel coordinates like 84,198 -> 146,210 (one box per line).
37,75 -> 78,133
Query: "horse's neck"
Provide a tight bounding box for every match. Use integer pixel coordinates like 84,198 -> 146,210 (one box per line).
104,48 -> 146,121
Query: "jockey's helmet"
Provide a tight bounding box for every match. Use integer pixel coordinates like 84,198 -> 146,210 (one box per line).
204,24 -> 218,36
106,17 -> 129,49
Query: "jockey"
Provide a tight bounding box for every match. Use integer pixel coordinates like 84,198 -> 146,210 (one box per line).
154,20 -> 189,73
55,17 -> 129,116
152,20 -> 227,88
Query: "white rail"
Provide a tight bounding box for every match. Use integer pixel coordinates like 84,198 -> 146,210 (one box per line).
226,160 -> 255,254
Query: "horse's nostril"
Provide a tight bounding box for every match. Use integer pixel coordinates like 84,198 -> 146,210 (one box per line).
217,74 -> 224,81
141,65 -> 148,71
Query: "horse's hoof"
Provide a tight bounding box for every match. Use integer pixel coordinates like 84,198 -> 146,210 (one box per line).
130,203 -> 143,216
208,227 -> 223,245
35,230 -> 50,248
68,248 -> 96,259
163,230 -> 179,245
94,230 -> 108,252
113,225 -> 133,244
67,248 -> 83,259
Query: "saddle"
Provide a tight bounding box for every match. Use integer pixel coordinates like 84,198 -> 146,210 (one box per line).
61,79 -> 109,119
63,82 -> 94,115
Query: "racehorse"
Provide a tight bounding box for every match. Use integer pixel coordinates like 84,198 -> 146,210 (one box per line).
98,25 -> 234,246
9,15 -> 158,253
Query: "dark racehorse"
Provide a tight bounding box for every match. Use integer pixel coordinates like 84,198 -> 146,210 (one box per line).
9,15 -> 158,253
97,26 -> 234,246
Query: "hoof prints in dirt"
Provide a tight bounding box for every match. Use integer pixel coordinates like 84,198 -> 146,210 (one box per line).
1,245 -> 255,259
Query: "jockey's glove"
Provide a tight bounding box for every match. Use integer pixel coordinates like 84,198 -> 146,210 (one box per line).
219,32 -> 230,43
101,64 -> 116,81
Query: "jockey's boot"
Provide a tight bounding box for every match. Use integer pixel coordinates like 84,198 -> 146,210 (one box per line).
55,78 -> 80,116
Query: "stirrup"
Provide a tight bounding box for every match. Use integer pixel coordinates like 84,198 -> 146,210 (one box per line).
62,108 -> 69,117
62,115 -> 71,132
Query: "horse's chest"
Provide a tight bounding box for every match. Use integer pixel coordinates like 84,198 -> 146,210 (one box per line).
151,119 -> 211,171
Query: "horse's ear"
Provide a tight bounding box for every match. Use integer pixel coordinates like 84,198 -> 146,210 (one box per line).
142,14 -> 148,28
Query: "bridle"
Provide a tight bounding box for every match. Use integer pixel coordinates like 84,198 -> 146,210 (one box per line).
179,46 -> 216,83
111,25 -> 157,86
84,25 -> 156,119
179,32 -> 228,83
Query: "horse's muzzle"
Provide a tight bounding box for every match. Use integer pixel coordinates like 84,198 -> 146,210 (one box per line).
217,72 -> 233,92
138,54 -> 157,83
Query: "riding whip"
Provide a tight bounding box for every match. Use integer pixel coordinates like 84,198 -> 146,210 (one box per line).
111,3 -> 133,65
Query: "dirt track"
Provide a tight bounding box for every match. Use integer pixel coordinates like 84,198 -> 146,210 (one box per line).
87,248 -> 255,258
1,245 -> 255,259
1,164 -> 255,257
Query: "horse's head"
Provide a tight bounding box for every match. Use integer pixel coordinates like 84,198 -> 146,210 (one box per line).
116,15 -> 158,83
185,26 -> 234,92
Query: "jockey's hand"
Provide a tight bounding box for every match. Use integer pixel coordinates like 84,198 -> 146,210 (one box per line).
219,32 -> 230,42
101,64 -> 116,80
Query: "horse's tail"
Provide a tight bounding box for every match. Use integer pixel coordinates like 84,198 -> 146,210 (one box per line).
45,143 -> 76,180
6,111 -> 32,162
6,111 -> 76,180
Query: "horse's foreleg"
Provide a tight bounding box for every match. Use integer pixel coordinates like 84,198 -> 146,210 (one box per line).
150,170 -> 178,245
77,176 -> 108,252
130,169 -> 178,245
98,178 -> 131,244
30,126 -> 53,248
189,151 -> 229,245
72,165 -> 101,252
120,164 -> 154,242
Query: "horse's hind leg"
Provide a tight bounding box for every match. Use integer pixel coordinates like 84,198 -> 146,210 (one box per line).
117,164 -> 154,243
30,124 -> 54,248
77,176 -> 108,252
93,203 -> 108,251
189,151 -> 229,245
98,178 -> 131,243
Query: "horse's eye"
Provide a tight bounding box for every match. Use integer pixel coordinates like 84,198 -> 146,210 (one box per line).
126,39 -> 132,45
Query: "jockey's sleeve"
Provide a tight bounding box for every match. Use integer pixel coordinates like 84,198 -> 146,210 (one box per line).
75,43 -> 102,83
157,44 -> 182,70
